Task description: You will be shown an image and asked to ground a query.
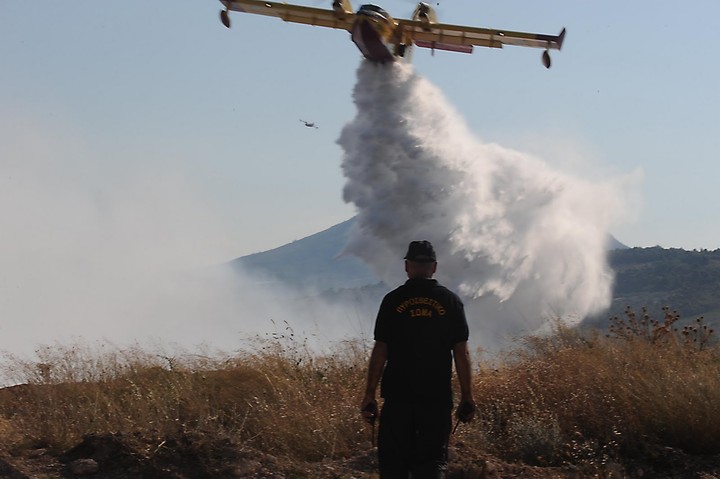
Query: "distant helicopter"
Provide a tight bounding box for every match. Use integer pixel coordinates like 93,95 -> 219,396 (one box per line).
300,119 -> 319,129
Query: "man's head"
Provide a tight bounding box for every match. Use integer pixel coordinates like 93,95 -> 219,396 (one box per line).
404,240 -> 437,278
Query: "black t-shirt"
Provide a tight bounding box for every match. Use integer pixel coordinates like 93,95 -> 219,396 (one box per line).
374,278 -> 469,407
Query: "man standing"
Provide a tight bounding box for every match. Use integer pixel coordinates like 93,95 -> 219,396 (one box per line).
360,240 -> 476,479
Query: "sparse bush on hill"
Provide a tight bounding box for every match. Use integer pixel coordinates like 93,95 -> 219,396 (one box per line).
606,247 -> 720,321
1,308 -> 719,478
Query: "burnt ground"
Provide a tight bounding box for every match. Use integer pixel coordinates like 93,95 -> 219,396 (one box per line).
1,433 -> 720,479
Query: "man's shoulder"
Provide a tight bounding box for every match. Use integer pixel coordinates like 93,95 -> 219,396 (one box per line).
384,280 -> 462,303
384,280 -> 432,297
384,282 -> 406,294
432,282 -> 463,302
380,284 -> 406,303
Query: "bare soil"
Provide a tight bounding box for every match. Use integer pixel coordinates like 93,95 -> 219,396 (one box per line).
2,432 -> 720,478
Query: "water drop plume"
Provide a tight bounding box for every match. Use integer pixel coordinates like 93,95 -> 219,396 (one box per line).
339,61 -> 628,349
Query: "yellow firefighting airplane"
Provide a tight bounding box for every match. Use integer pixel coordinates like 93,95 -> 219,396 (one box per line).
219,0 -> 566,68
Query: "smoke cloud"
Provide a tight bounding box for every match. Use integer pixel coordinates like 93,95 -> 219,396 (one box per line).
0,112 -> 374,387
0,112 -> 309,371
339,61 -> 638,350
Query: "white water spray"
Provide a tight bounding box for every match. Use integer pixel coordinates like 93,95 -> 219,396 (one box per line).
339,61 -> 632,348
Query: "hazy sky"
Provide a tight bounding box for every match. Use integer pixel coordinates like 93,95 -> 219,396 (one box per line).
2,0 -> 719,261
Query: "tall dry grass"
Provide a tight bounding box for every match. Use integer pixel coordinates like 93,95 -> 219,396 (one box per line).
0,307 -> 718,473
0,331 -> 370,461
461,307 -> 720,471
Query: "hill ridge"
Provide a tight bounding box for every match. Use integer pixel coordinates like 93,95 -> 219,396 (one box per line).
230,218 -> 720,325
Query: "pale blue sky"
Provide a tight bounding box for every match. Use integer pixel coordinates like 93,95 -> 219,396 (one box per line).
2,0 -> 719,259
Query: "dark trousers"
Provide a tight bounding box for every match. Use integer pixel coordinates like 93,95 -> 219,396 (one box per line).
377,399 -> 452,479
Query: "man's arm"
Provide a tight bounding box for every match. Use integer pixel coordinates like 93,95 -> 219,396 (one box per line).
453,341 -> 476,421
360,341 -> 388,422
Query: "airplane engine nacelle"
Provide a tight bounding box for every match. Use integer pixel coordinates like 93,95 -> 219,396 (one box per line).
333,0 -> 353,16
412,2 -> 436,24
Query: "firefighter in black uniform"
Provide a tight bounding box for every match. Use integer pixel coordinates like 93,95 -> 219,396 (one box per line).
360,240 -> 476,479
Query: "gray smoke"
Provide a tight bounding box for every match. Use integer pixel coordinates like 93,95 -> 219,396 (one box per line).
0,112 -> 373,383
339,61 -> 635,349
0,113 -> 285,368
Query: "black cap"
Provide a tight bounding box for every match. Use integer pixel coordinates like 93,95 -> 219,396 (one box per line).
404,240 -> 437,263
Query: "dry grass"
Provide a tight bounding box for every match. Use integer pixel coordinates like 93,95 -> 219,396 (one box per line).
0,307 -> 718,476
460,307 -> 720,473
0,332 -> 370,462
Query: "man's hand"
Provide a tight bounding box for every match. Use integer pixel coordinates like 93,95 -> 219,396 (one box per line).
455,399 -> 476,423
360,398 -> 378,425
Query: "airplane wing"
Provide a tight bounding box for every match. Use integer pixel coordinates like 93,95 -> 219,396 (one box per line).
220,0 -> 355,31
397,18 -> 566,53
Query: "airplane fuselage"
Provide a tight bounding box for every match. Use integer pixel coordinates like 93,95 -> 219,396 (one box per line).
350,5 -> 398,62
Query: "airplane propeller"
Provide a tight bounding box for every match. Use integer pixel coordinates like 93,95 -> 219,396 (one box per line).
400,0 -> 442,18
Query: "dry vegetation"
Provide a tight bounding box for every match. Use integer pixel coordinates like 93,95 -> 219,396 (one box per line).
1,309 -> 720,478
